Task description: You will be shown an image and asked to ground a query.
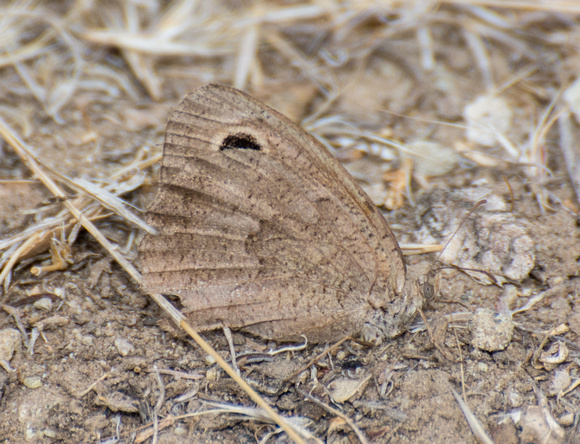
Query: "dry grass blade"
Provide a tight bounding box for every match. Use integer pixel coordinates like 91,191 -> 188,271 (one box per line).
558,111 -> 580,205
142,292 -> 309,442
0,116 -> 141,285
440,0 -> 580,14
400,243 -> 443,255
0,205 -> 106,266
0,123 -> 156,286
0,6 -> 84,119
176,308 -> 307,444
133,399 -> 316,443
449,386 -> 494,444
71,177 -> 156,235
510,282 -> 573,316
265,30 -> 335,94
234,9 -> 260,90
0,230 -> 46,289
202,401 -> 317,441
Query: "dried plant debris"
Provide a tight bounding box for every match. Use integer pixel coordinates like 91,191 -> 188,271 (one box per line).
413,184 -> 536,283
0,1 -> 579,442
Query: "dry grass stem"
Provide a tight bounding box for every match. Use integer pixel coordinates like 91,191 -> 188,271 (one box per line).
450,386 -> 494,444
0,1 -> 578,441
0,118 -> 155,287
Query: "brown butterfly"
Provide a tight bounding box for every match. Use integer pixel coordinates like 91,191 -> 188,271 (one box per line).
138,84 -> 434,343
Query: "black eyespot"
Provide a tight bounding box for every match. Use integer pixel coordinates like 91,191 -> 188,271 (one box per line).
220,133 -> 261,151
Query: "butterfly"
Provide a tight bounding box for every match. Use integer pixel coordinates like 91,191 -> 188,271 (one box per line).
138,84 -> 434,343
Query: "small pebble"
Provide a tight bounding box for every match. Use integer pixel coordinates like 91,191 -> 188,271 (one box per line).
43,430 -> 57,438
114,338 -> 135,356
33,297 -> 53,312
476,362 -> 489,372
470,308 -> 514,352
22,376 -> 43,389
206,367 -> 219,381
0,328 -> 21,371
557,412 -> 574,426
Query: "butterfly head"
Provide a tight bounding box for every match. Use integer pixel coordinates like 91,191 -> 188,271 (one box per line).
361,262 -> 440,345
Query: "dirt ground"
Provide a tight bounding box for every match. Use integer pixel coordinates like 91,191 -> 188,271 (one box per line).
0,2 -> 579,443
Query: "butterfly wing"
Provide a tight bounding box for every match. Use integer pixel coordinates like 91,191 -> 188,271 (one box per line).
138,84 -> 407,342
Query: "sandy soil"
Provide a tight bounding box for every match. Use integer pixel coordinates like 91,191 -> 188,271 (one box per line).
0,2 -> 578,443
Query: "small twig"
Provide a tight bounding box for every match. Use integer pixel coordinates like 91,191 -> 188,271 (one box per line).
144,368 -> 202,380
223,326 -> 240,376
152,367 -> 165,444
76,373 -> 109,398
298,388 -> 369,444
285,336 -> 350,382
399,243 -> 443,255
449,385 -> 494,444
453,325 -> 466,400
511,282 -> 572,316
269,335 -> 308,355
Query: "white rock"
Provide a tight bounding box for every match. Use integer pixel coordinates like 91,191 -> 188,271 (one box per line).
114,338 -> 135,356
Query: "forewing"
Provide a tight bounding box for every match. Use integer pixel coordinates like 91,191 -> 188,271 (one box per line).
138,84 -> 406,341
